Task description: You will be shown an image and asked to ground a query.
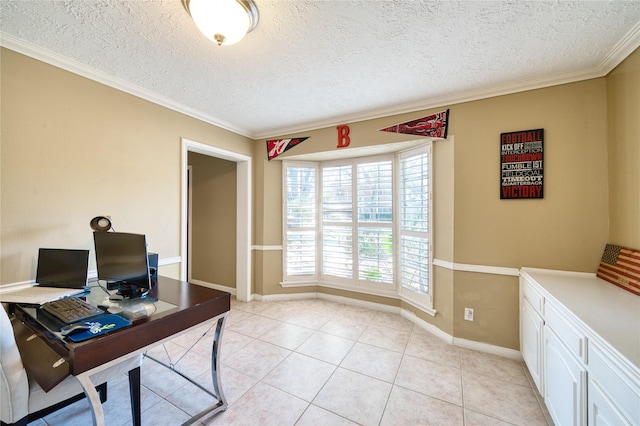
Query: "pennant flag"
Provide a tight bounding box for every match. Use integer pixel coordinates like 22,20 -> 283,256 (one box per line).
266,137 -> 309,161
596,244 -> 640,296
379,109 -> 450,139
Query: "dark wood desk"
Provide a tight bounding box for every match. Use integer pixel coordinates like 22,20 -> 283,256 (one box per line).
14,276 -> 231,426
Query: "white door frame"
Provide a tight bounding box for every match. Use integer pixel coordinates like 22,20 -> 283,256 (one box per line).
187,165 -> 193,281
181,138 -> 252,302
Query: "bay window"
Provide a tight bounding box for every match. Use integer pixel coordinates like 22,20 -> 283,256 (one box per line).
283,144 -> 432,310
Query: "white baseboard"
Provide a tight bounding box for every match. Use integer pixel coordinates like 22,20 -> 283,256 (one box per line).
453,337 -> 523,360
255,292 -> 317,302
403,309 -> 522,359
400,309 -> 453,344
401,310 -> 521,360
189,279 -> 236,295
250,290 -> 521,360
316,292 -> 399,313
253,290 -> 400,314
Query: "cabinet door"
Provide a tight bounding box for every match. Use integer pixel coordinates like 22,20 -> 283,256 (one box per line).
521,297 -> 543,394
588,342 -> 640,425
588,378 -> 631,426
544,326 -> 586,426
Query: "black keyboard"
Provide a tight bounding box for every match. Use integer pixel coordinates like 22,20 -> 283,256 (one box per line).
41,297 -> 105,324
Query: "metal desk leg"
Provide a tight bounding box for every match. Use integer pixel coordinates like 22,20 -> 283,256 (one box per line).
179,312 -> 228,425
76,367 -> 140,426
129,366 -> 141,426
76,373 -> 105,426
144,313 -> 229,426
209,313 -> 228,412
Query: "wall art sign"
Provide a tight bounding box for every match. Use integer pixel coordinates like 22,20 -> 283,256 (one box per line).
500,128 -> 544,199
378,109 -> 449,139
266,137 -> 309,161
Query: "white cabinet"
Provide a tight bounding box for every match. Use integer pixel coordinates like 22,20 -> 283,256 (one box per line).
588,378 -> 631,426
588,342 -> 640,425
544,324 -> 586,425
521,294 -> 544,393
520,268 -> 640,426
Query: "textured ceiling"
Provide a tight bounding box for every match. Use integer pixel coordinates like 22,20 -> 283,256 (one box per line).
1,1 -> 639,139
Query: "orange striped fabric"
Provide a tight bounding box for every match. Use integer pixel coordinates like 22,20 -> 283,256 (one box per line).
596,244 -> 640,296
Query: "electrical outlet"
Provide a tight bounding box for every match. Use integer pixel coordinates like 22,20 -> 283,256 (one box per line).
464,307 -> 474,321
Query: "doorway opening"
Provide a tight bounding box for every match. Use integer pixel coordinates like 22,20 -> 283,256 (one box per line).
181,138 -> 251,301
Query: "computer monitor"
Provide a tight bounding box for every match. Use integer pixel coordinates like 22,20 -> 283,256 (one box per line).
93,232 -> 151,298
36,248 -> 90,288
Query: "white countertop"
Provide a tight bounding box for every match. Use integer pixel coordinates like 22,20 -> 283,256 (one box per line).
521,267 -> 640,369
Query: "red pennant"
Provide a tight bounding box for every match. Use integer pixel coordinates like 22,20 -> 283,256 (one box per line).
266,137 -> 309,161
379,109 -> 449,139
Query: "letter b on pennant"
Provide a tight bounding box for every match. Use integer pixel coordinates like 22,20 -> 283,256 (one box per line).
337,125 -> 350,148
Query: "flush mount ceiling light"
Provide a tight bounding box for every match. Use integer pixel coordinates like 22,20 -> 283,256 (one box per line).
182,0 -> 259,46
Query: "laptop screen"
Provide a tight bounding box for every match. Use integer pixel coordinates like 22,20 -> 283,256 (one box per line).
36,248 -> 90,288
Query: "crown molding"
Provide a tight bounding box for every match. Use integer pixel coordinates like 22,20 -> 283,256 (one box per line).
255,63 -> 616,139
596,20 -> 640,75
256,22 -> 640,140
0,32 -> 254,139
3,21 -> 639,142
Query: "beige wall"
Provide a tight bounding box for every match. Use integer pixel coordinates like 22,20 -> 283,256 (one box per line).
188,152 -> 236,289
256,77 -> 614,350
252,141 -> 285,295
0,48 -> 253,284
607,47 -> 640,248
449,80 -> 610,348
452,80 -> 609,271
2,45 -> 638,351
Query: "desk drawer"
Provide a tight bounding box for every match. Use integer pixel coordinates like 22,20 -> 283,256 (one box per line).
545,302 -> 585,361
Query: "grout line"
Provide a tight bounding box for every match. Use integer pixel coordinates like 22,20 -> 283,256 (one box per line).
50,298 -> 544,426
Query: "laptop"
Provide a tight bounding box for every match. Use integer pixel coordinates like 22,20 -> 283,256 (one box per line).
35,248 -> 90,289
0,248 -> 89,304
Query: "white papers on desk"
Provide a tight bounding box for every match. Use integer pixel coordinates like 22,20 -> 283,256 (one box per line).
0,286 -> 83,305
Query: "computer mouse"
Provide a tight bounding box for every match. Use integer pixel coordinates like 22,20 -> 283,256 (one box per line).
107,306 -> 123,314
60,322 -> 93,336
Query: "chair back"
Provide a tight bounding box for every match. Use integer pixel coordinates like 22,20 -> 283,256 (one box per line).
0,306 -> 29,424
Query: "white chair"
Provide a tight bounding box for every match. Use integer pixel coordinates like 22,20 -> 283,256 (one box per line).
0,306 -> 142,426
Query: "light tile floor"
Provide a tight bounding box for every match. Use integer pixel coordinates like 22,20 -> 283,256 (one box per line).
30,297 -> 552,426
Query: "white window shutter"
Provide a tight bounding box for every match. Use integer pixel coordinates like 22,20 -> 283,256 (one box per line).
284,164 -> 316,278
399,149 -> 431,296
